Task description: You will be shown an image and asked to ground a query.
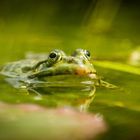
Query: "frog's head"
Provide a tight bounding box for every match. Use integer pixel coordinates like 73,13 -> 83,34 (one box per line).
29,49 -> 97,79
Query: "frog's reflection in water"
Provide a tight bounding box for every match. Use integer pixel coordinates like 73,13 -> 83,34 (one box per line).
78,87 -> 96,112
28,79 -> 96,112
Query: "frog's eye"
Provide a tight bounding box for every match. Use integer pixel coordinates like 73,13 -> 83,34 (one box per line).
85,50 -> 90,58
48,50 -> 62,65
49,52 -> 57,58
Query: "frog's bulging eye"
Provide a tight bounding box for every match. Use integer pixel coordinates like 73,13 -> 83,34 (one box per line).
85,50 -> 90,57
47,50 -> 63,66
72,49 -> 91,60
49,52 -> 57,58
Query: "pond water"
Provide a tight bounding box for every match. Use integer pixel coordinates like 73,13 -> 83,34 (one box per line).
0,53 -> 140,140
0,0 -> 140,140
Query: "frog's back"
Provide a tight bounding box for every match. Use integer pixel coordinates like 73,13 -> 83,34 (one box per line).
1,60 -> 34,77
1,53 -> 48,78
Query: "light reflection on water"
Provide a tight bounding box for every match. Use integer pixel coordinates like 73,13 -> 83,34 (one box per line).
0,74 -> 96,112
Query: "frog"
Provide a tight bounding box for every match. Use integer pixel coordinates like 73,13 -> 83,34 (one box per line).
0,48 -> 116,95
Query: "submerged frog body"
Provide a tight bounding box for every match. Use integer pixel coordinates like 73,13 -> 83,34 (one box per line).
1,49 -> 99,91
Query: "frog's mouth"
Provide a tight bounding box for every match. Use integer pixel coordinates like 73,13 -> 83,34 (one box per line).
74,66 -> 97,79
28,64 -> 97,80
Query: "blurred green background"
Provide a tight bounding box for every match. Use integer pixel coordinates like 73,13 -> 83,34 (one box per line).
0,0 -> 140,63
0,0 -> 140,140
